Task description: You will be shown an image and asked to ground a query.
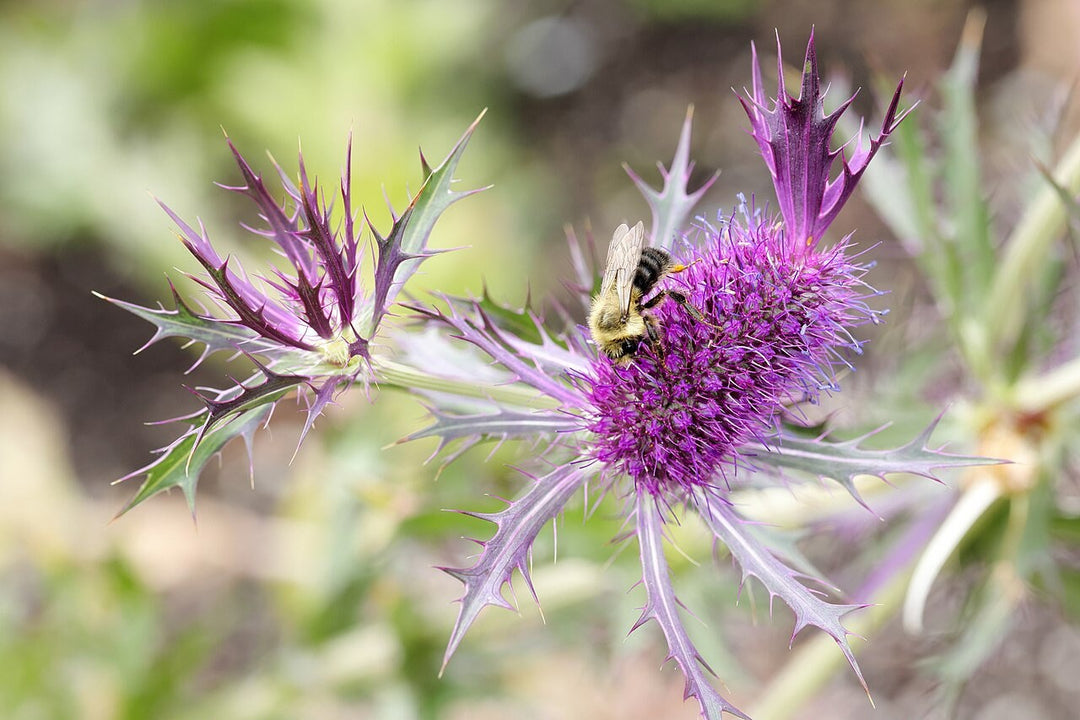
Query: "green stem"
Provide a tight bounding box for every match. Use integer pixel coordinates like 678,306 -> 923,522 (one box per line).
1014,354 -> 1080,413
984,132 -> 1080,356
373,359 -> 561,410
902,478 -> 1000,633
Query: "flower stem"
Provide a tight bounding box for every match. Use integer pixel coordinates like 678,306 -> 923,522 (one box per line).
374,359 -> 561,410
902,477 -> 1000,633
1014,354 -> 1080,413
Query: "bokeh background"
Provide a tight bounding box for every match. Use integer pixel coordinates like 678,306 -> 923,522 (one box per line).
3,1 -> 1080,718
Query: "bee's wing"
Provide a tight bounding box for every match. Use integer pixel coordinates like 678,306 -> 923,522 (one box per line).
600,221 -> 645,316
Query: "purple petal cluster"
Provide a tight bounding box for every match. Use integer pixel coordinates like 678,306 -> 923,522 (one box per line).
587,29 -> 907,500
587,212 -> 878,497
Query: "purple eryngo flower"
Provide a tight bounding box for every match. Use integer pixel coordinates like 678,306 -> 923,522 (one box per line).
590,30 -> 910,505
405,36 -> 977,720
587,214 -> 876,499
100,115 -> 485,515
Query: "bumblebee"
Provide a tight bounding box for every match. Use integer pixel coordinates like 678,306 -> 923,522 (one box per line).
588,221 -> 702,363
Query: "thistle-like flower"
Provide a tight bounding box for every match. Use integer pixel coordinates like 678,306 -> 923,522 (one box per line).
100,115 -> 485,515
398,34 -> 984,719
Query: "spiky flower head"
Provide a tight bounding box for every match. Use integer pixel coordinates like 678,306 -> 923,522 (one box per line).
100,115 -> 485,515
587,29 -> 909,503
395,34 -> 986,720
586,209 -> 880,498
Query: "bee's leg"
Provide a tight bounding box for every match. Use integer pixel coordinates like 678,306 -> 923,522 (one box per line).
644,315 -> 665,360
666,290 -> 709,323
641,289 -> 669,310
668,258 -> 700,275
642,289 -> 713,325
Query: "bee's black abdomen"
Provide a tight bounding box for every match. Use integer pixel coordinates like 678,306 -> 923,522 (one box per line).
634,247 -> 673,295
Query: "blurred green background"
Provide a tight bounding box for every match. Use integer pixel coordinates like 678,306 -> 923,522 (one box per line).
3,1 -> 1080,718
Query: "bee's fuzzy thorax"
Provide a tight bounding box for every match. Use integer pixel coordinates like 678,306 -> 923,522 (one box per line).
585,215 -> 879,497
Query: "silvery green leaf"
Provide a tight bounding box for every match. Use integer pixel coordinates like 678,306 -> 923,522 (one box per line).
367,112 -> 488,335
95,284 -> 279,369
692,489 -> 869,696
747,418 -> 998,509
625,107 -> 718,251
634,493 -> 750,720
439,465 -> 587,673
115,405 -> 271,519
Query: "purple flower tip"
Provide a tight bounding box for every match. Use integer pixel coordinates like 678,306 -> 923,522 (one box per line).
170,139 -> 368,361
739,30 -> 909,255
586,212 -> 877,496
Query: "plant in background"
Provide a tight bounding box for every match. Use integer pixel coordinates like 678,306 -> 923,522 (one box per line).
105,31 -> 994,720
814,11 -> 1080,710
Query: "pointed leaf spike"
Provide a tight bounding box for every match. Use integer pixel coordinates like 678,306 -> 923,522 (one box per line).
113,406 -> 271,520
420,147 -> 433,178
800,27 -> 819,104
634,490 -> 750,720
748,416 -> 1002,506
440,465 -> 585,675
740,30 -> 909,254
627,106 -> 718,252
775,29 -> 787,102
367,111 -> 488,337
692,489 -> 869,695
750,40 -> 765,106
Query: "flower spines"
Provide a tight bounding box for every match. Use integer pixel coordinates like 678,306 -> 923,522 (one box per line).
438,465 -> 589,674
739,29 -> 909,255
297,150 -> 359,330
634,493 -> 751,720
169,139 -> 367,354
159,201 -> 314,350
252,142 -> 364,343
367,110 -> 489,336
690,489 -> 872,697
105,118 -> 486,517
624,106 -> 720,253
412,295 -> 586,408
587,220 -> 875,497
224,137 -> 316,281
